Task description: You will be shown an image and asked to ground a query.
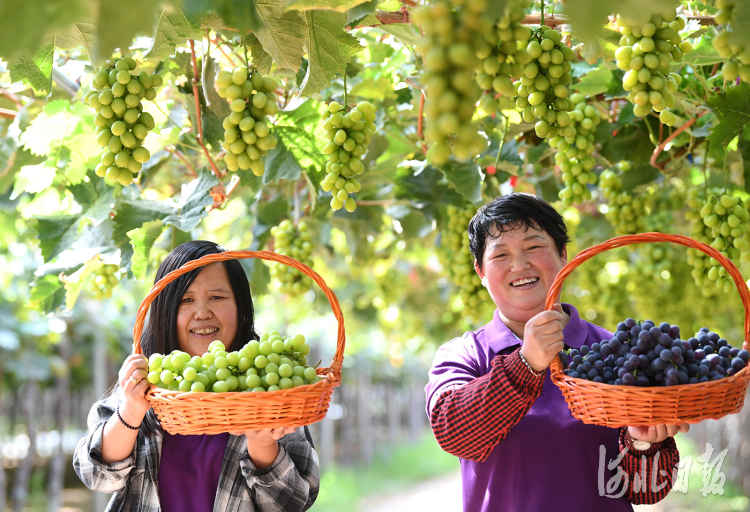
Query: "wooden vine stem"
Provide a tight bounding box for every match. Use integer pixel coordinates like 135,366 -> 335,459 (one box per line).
546,233 -> 750,427
650,110 -> 709,170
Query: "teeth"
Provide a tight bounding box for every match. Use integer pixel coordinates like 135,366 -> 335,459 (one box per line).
511,277 -> 539,287
193,328 -> 218,335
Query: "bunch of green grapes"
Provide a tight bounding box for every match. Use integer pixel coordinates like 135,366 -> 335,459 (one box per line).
412,0 -> 488,164
687,192 -> 750,294
88,264 -> 120,299
442,205 -> 491,311
475,0 -> 533,115
513,25 -> 577,140
269,219 -> 314,297
599,167 -> 647,234
319,100 -> 376,212
84,57 -> 160,186
713,1 -> 750,82
216,66 -> 279,177
147,333 -> 319,393
552,93 -> 602,205
613,12 -> 691,126
639,208 -> 675,277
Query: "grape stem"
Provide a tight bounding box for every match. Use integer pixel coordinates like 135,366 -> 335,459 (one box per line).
343,73 -> 348,112
189,39 -> 226,200
540,0 -> 544,27
166,147 -> 197,177
649,111 -> 709,170
202,29 -> 211,107
0,107 -> 16,119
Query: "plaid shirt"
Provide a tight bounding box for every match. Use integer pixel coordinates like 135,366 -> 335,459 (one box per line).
73,389 -> 319,512
430,347 -> 678,505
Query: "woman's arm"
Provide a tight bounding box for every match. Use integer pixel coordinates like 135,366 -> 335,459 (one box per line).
239,428 -> 320,512
617,427 -> 681,504
430,348 -> 545,462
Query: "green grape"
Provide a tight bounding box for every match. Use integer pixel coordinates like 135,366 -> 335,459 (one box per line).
512,25 -> 576,140
269,219 -> 314,297
217,66 -> 279,176
441,205 -> 492,314
599,165 -> 647,235
88,263 -> 120,299
320,100 -> 375,212
413,0 -> 488,164
475,0 -> 533,116
614,10 -> 690,125
85,56 -> 159,186
713,2 -> 750,83
552,93 -> 602,206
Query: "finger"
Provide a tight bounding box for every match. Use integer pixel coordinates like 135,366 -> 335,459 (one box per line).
133,377 -> 151,397
530,311 -> 565,327
655,424 -> 668,442
678,423 -> 690,433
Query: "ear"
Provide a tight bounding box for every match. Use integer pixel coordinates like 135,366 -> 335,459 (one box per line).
561,245 -> 568,264
474,259 -> 484,280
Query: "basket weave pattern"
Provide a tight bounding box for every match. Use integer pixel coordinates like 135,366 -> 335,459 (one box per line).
132,250 -> 345,434
546,233 -> 750,427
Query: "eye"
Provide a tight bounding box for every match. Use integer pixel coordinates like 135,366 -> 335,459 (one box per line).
181,297 -> 193,303
528,246 -> 540,250
211,295 -> 225,300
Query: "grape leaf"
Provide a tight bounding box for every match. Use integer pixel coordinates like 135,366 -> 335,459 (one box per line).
287,0 -> 371,12
112,199 -> 175,271
244,33 -> 273,74
707,83 -> 750,151
29,274 -> 66,313
128,220 -> 165,281
572,66 -> 613,97
96,0 -> 161,62
263,140 -> 303,184
55,22 -> 97,63
200,12 -> 226,29
34,214 -> 81,263
10,163 -> 57,199
0,0 -> 84,60
250,196 -> 289,251
7,41 -> 55,93
144,7 -> 203,62
253,0 -> 307,72
161,168 -> 219,231
437,160 -> 484,204
298,10 -> 364,97
63,257 -> 104,311
211,0 -> 263,33
740,134 -> 750,194
376,24 -> 419,47
679,36 -> 727,68
19,100 -> 81,156
620,164 -> 660,192
394,165 -> 464,221
345,0 -> 377,28
350,75 -> 396,101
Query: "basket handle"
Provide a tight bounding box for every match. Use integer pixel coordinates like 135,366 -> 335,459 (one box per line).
132,250 -> 346,374
544,233 -> 750,351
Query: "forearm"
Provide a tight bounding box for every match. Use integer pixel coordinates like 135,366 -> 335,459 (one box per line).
618,428 -> 679,504
247,440 -> 280,470
101,409 -> 141,464
430,348 -> 544,462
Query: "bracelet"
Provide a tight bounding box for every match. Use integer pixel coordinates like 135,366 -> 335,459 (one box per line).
116,406 -> 141,431
625,429 -> 653,452
518,351 -> 545,378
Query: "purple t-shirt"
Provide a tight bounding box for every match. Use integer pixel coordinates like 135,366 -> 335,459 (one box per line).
426,304 -> 634,512
158,432 -> 231,512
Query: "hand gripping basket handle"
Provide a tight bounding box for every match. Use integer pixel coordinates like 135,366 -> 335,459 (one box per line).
132,250 -> 346,375
544,233 -> 750,352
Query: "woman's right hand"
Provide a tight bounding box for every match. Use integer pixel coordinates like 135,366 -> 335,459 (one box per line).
520,303 -> 565,372
117,354 -> 151,425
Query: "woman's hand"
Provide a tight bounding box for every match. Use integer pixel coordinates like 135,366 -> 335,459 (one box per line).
519,303 -> 565,372
628,423 -> 690,444
117,354 -> 151,427
236,428 -> 297,470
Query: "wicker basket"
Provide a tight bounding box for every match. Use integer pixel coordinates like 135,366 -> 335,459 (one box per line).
547,233 -> 750,427
132,250 -> 345,435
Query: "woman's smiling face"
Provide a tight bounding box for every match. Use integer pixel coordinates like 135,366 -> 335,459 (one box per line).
176,262 -> 238,357
474,223 -> 567,325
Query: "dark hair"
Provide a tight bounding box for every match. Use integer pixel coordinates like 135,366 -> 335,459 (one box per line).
468,193 -> 571,270
139,240 -> 259,434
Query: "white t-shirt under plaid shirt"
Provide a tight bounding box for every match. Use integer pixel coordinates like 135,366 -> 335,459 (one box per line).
73,389 -> 320,512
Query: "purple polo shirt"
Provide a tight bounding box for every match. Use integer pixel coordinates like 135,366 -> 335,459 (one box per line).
158,431 -> 231,511
426,304 -> 634,512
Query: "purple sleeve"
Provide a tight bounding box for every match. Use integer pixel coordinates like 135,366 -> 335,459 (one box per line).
425,335 -> 484,419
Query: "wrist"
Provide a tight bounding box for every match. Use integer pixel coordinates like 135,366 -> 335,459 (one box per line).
519,347 -> 546,374
119,404 -> 147,427
626,429 -> 653,452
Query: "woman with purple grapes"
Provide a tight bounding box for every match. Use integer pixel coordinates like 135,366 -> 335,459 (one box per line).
425,193 -> 690,512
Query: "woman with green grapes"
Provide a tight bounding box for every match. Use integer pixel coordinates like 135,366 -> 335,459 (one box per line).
73,240 -> 319,512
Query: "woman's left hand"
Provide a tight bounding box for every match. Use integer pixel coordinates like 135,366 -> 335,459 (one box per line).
628,423 -> 690,444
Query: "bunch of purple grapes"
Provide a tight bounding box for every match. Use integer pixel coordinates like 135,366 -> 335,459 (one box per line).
560,318 -> 749,387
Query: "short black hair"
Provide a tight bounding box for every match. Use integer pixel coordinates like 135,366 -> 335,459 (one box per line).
468,193 -> 570,270
138,240 -> 259,434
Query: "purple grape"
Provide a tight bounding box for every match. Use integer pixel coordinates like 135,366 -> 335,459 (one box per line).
630,325 -> 642,337
588,368 -> 599,379
594,360 -> 605,371
666,368 -> 678,380
697,333 -> 709,345
708,332 -> 720,343
669,325 -> 680,339
727,368 -> 736,377
732,358 -> 745,371
689,377 -> 699,384
659,322 -> 671,333
637,376 -> 650,387
658,333 -> 672,347
688,337 -> 699,350
610,339 -> 621,351
614,379 -> 623,385
642,321 -> 655,330
580,345 -> 590,356
582,361 -> 592,372
730,347 -> 740,358
660,349 -> 673,362
569,371 -> 581,378
592,343 -> 601,353
671,346 -> 683,357
625,318 -> 636,328
622,373 -> 635,385
704,345 -> 715,355
617,322 -> 627,331
739,350 -> 750,363
695,349 -> 705,360
593,376 -> 604,383
698,365 -> 709,376
673,354 -> 684,365
699,327 -> 709,333
617,331 -> 629,342
717,338 -> 728,347
650,326 -> 663,338
719,346 -> 731,358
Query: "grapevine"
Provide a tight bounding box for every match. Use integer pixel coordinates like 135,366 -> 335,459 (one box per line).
320,100 -> 376,212
88,264 -> 120,299
713,1 -> 750,83
413,0 -> 488,164
146,333 -> 320,393
475,0 -> 533,115
553,93 -> 602,206
514,25 -> 577,140
613,10 -> 691,126
562,319 -> 749,386
269,219 -> 314,297
216,65 -> 279,176
84,57 -> 161,186
599,166 -> 647,235
442,205 -> 491,312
